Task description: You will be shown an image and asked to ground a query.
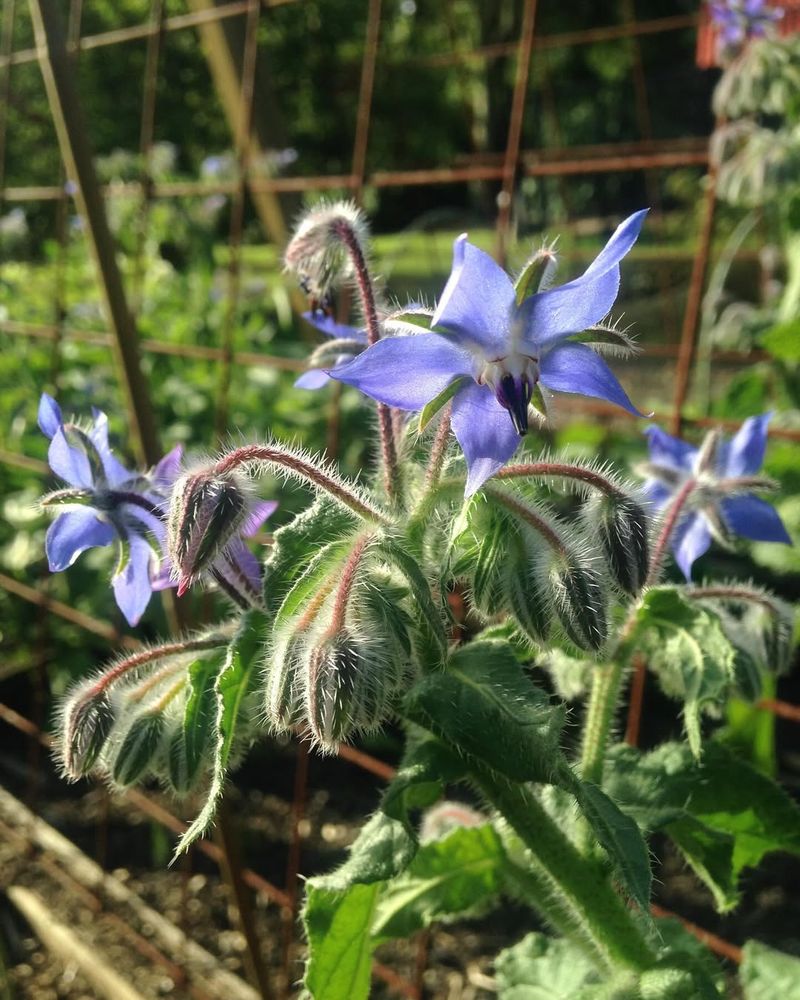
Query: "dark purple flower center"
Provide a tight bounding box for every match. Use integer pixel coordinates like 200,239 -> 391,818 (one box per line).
495,373 -> 533,435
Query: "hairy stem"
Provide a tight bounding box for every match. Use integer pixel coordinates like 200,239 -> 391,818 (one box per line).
580,660 -> 628,785
645,477 -> 697,587
485,486 -> 568,555
497,462 -> 625,498
331,219 -> 401,505
425,407 -> 452,489
476,770 -> 654,972
213,444 -> 391,525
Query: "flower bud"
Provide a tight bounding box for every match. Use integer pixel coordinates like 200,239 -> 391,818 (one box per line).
167,468 -> 249,595
590,493 -> 651,596
304,629 -> 394,751
264,630 -> 307,732
59,685 -> 114,780
502,535 -> 552,645
284,200 -> 368,304
111,711 -> 166,787
550,554 -> 608,652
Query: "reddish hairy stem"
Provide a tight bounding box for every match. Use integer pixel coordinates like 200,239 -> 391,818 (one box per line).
645,477 -> 697,587
212,444 -> 389,524
486,487 -> 567,555
83,636 -> 227,700
425,408 -> 452,488
331,219 -> 401,504
497,462 -> 624,497
328,534 -> 371,632
688,585 -> 778,613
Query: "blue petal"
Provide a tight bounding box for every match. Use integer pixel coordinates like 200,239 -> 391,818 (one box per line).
153,444 -> 183,486
721,495 -> 792,544
520,210 -> 647,349
645,425 -> 697,472
641,479 -> 673,511
216,539 -> 262,594
723,412 -> 771,476
331,333 -> 473,409
303,311 -> 366,342
295,368 -> 332,390
89,408 -> 133,487
539,342 -> 642,415
431,235 -> 515,354
38,393 -> 62,439
450,381 -> 522,497
48,427 -> 93,488
46,509 -> 115,571
672,513 -> 712,581
241,500 -> 278,537
112,535 -> 155,626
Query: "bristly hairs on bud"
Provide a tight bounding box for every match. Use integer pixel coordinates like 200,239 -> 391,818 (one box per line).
284,200 -> 370,305
55,632 -> 230,780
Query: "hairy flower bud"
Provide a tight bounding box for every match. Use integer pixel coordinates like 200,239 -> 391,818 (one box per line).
284,200 -> 369,304
59,686 -> 114,780
304,629 -> 394,751
111,711 -> 166,787
550,554 -> 608,652
502,531 -> 552,645
590,493 -> 651,596
167,468 -> 249,596
264,630 -> 307,733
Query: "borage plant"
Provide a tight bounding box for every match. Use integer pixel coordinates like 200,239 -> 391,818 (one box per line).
44,202 -> 800,998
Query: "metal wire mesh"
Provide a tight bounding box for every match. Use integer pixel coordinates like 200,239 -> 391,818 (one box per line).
0,2 -> 796,996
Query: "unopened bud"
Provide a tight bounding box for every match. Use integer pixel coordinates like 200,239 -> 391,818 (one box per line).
167,468 -> 248,595
503,537 -> 552,645
264,630 -> 307,732
550,554 -> 608,652
305,629 -> 393,751
111,711 -> 166,787
591,494 -> 651,596
284,200 -> 368,303
59,686 -> 113,779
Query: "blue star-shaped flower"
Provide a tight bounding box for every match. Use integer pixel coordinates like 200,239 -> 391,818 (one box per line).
710,0 -> 782,53
38,393 -> 182,626
642,414 -> 792,579
329,211 -> 648,495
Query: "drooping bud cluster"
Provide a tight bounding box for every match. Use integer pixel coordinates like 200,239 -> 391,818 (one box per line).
456,491 -> 610,653
56,632 -> 231,793
284,200 -> 370,307
585,491 -> 651,596
264,541 -> 416,751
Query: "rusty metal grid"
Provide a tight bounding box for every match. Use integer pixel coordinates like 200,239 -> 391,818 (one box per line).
0,1 -> 794,997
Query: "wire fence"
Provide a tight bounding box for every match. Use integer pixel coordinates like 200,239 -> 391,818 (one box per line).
0,1 -> 797,997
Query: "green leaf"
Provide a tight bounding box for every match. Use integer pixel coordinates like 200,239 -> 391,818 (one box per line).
381,733 -> 463,834
372,824 -> 506,941
175,609 -> 269,855
404,639 -> 566,783
377,538 -> 448,665
495,932 -> 602,999
303,882 -> 379,1000
168,648 -> 227,793
417,376 -> 468,433
605,741 -> 800,910
762,319 -> 800,363
627,588 -> 737,756
319,811 -> 418,893
740,940 -> 800,999
574,782 -> 652,913
263,498 -> 358,613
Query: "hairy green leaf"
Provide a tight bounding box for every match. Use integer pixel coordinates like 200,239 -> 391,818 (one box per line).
373,824 -> 505,941
303,882 -> 379,1000
404,640 -> 566,783
495,932 -> 604,999
627,588 -> 737,755
740,940 -> 800,999
168,648 -> 227,793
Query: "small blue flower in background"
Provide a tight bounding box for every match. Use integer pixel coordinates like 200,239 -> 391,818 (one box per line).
641,413 -> 791,579
330,210 -> 648,495
295,311 -> 367,390
710,0 -> 782,53
38,393 -> 182,626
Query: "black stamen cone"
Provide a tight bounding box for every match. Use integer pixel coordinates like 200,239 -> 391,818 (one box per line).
496,374 -> 532,435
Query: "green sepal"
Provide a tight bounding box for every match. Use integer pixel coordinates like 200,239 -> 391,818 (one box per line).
112,712 -> 165,787
417,376 -> 468,434
514,246 -> 557,303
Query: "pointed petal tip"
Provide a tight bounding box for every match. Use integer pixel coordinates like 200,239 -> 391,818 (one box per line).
176,578 -> 190,598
